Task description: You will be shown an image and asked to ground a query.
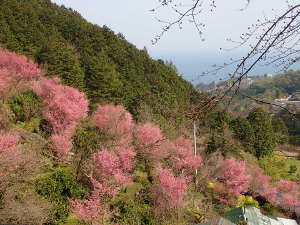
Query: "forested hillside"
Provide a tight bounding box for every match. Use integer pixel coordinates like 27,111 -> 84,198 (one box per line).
223,71 -> 300,147
2,1 -> 300,225
0,0 -> 201,125
229,70 -> 300,113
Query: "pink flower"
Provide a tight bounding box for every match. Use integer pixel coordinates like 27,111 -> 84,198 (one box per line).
216,158 -> 251,196
92,104 -> 134,143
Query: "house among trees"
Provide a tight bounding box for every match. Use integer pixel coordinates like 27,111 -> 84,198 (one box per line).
197,207 -> 298,225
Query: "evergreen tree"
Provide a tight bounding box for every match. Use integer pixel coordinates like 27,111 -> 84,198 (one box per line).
81,53 -> 123,104
271,117 -> 288,144
230,116 -> 254,150
247,108 -> 275,158
36,39 -> 85,90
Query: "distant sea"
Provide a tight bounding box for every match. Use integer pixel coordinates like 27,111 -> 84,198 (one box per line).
151,51 -> 300,85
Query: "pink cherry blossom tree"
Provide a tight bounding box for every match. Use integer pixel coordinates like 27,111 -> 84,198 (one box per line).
171,137 -> 202,175
151,168 -> 188,218
33,77 -> 89,159
216,158 -> 251,197
70,145 -> 136,224
0,133 -> 23,186
0,49 -> 40,97
92,104 -> 134,145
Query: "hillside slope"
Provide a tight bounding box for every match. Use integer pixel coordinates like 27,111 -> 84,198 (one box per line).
2,1 -> 300,225
228,71 -> 300,113
0,0 -> 201,122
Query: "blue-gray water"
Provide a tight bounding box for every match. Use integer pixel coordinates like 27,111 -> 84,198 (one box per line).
151,51 -> 300,85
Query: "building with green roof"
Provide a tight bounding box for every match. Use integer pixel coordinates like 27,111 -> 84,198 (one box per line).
196,207 -> 298,225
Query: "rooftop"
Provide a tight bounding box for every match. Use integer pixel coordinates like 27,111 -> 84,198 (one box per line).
196,207 -> 298,225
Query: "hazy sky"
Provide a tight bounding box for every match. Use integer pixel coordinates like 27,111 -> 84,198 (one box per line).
51,0 -> 291,83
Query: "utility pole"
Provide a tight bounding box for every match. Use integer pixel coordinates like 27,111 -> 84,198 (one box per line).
193,120 -> 198,184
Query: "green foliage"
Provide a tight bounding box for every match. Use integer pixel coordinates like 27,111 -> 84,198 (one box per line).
0,0 -> 202,125
259,155 -> 287,181
72,125 -> 107,155
236,195 -> 259,208
81,52 -> 123,104
271,117 -> 289,144
206,135 -> 226,155
230,116 -> 254,151
227,71 -> 300,147
242,71 -> 300,100
35,167 -> 85,223
206,134 -> 243,159
207,110 -> 230,133
16,117 -> 41,133
6,89 -> 43,122
112,199 -> 155,225
289,164 -> 297,174
289,135 -> 300,146
36,39 -> 85,90
247,108 -> 275,158
290,91 -> 300,101
279,111 -> 300,137
63,214 -> 87,225
112,184 -> 155,225
72,125 -> 111,179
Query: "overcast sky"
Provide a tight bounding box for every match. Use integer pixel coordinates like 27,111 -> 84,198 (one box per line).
51,0 -> 291,83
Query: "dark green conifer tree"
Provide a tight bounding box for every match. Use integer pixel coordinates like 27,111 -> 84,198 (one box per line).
247,107 -> 275,158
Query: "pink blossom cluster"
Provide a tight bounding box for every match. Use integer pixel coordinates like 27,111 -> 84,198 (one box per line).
135,123 -> 164,147
0,134 -> 22,170
91,146 -> 136,195
92,104 -> 134,144
71,104 -> 202,221
171,137 -> 202,174
70,147 -> 136,224
0,134 -> 20,149
245,164 -> 300,209
261,179 -> 300,209
214,159 -> 300,209
0,49 -> 40,94
71,105 -> 136,224
157,168 -> 188,202
33,77 -> 89,158
247,165 -> 272,192
69,176 -> 111,225
151,168 -> 188,216
133,124 -> 202,215
216,158 -> 251,197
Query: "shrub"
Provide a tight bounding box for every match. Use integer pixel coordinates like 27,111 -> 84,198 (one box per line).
0,184 -> 52,225
289,135 -> 300,146
272,117 -> 289,144
206,135 -> 226,155
112,194 -> 155,225
72,126 -> 108,180
236,195 -> 259,208
0,133 -> 22,170
207,110 -> 230,133
6,89 -> 42,122
259,155 -> 287,181
230,116 -> 254,149
35,167 -> 85,223
70,144 -> 136,224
